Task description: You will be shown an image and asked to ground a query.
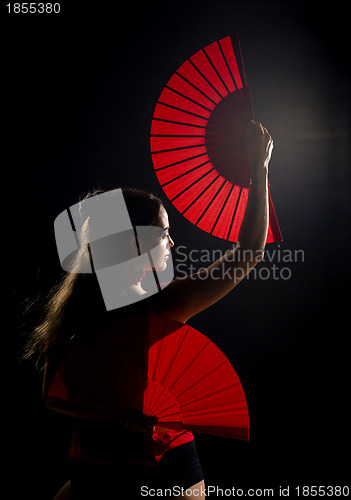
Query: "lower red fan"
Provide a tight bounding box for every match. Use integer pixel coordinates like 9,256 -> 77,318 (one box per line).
44,314 -> 249,441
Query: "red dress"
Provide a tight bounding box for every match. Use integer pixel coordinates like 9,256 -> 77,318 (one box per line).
68,422 -> 195,468
44,301 -> 249,468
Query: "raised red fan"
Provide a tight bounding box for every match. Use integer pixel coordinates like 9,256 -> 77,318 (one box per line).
150,34 -> 282,243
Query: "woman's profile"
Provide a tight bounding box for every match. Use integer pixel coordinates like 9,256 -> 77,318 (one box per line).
23,121 -> 274,499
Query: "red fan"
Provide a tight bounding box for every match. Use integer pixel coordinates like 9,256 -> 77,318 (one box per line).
150,34 -> 282,243
44,313 -> 249,441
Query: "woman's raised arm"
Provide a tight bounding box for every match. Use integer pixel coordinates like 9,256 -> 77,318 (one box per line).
153,121 -> 273,323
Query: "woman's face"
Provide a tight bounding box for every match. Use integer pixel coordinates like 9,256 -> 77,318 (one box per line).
149,206 -> 174,272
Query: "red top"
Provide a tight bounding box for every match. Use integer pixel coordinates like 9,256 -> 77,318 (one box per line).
68,420 -> 194,468
154,427 -> 194,450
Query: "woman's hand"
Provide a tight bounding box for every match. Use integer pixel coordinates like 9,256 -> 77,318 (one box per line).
122,409 -> 157,435
246,121 -> 273,181
151,121 -> 272,323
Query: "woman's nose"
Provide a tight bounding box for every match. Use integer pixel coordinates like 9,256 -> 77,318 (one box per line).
168,235 -> 175,248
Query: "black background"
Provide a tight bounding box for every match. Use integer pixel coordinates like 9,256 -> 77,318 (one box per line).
3,1 -> 350,498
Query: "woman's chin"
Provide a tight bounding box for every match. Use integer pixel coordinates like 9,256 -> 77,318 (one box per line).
151,262 -> 168,273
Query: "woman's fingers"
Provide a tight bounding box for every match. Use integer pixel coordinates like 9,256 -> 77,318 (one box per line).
246,121 -> 273,173
246,120 -> 257,140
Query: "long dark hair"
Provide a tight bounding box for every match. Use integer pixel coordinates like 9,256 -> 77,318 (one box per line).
22,187 -> 164,368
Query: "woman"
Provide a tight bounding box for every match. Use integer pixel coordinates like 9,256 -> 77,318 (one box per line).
24,121 -> 273,499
